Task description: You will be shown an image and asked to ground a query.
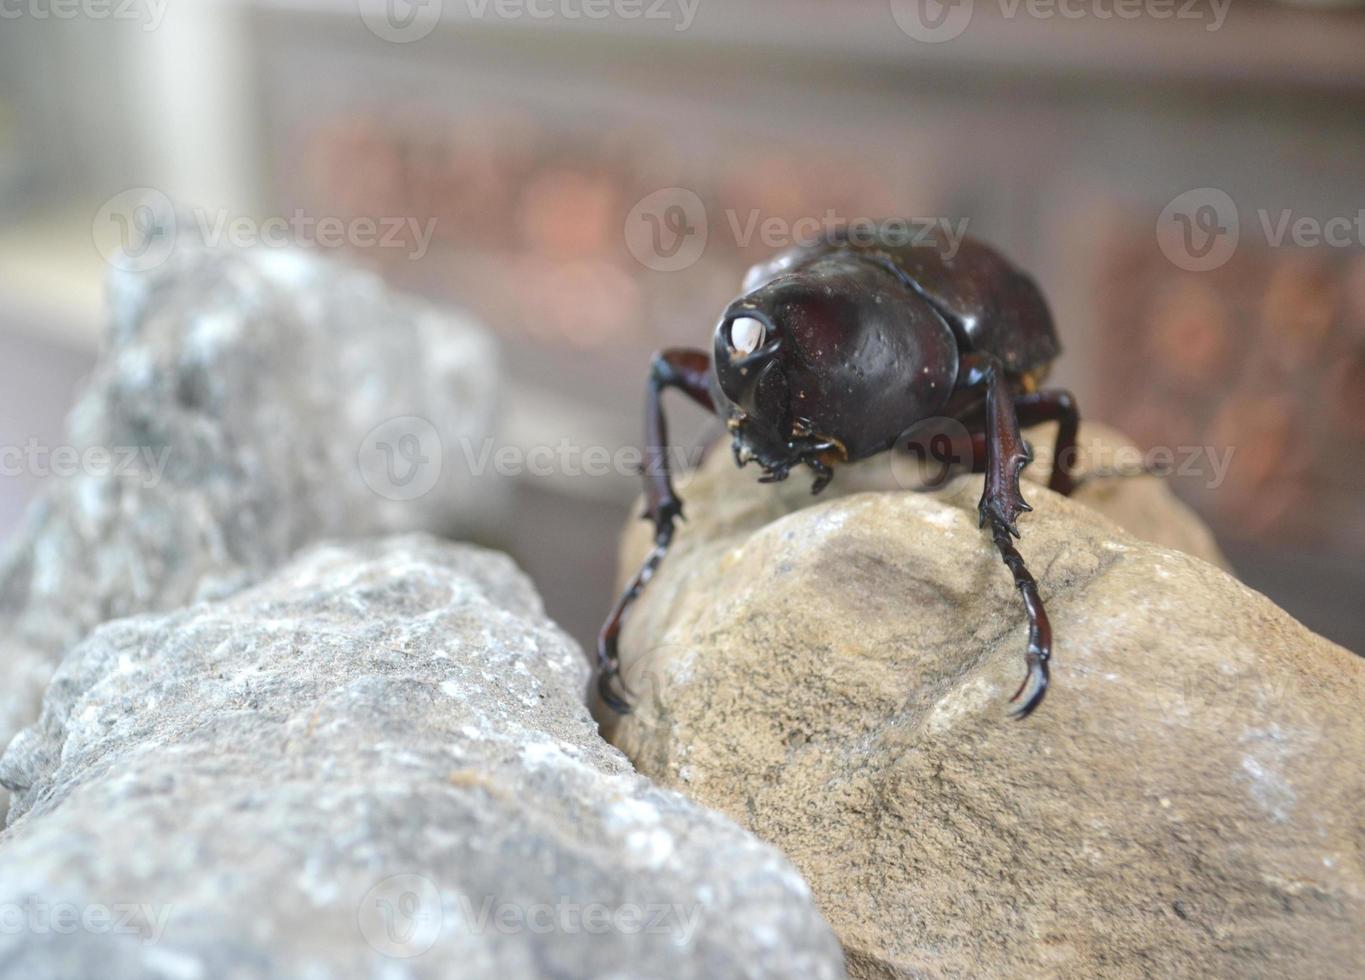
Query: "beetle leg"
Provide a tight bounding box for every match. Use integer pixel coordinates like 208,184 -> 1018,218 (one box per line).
596,348 -> 715,714
807,456 -> 834,494
991,522 -> 1052,718
960,390 -> 1079,496
1017,389 -> 1175,490
1013,389 -> 1079,496
957,353 -> 1051,718
958,354 -> 1033,534
794,437 -> 844,494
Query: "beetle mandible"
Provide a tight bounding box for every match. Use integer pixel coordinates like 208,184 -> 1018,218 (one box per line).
597,225 -> 1080,718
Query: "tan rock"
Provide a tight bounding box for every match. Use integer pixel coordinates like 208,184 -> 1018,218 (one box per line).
603,424 -> 1362,979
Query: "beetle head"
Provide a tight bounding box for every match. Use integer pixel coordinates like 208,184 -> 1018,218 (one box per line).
712,255 -> 959,479
710,298 -> 799,477
711,271 -> 873,480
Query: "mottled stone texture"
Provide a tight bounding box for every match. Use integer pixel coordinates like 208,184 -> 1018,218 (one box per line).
0,244 -> 499,805
0,535 -> 844,979
605,425 -> 1363,979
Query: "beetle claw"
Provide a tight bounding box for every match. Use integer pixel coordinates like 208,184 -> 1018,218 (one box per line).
978,494 -> 1029,536
597,665 -> 633,715
1009,651 -> 1049,719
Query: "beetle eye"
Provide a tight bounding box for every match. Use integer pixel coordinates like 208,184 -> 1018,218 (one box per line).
729,317 -> 765,355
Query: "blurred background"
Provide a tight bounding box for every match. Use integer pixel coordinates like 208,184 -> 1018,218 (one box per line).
1,0 -> 1363,654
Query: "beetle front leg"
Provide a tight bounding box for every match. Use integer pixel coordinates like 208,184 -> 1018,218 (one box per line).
596,348 -> 715,714
959,354 -> 1033,533
957,353 -> 1051,718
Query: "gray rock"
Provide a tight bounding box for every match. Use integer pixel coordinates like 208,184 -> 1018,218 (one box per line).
0,244 -> 500,812
0,535 -> 843,979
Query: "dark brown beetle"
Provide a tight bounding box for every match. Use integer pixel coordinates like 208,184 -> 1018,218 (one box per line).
598,225 -> 1079,718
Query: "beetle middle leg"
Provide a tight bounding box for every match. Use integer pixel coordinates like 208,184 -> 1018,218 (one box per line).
1013,388 -> 1080,496
957,353 -> 1052,718
596,348 -> 714,713
1017,389 -> 1177,491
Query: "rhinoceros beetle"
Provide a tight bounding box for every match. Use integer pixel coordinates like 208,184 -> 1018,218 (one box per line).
597,226 -> 1080,719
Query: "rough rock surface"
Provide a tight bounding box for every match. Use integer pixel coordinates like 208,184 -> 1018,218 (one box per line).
0,535 -> 844,979
605,425 -> 1363,978
0,244 -> 499,808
